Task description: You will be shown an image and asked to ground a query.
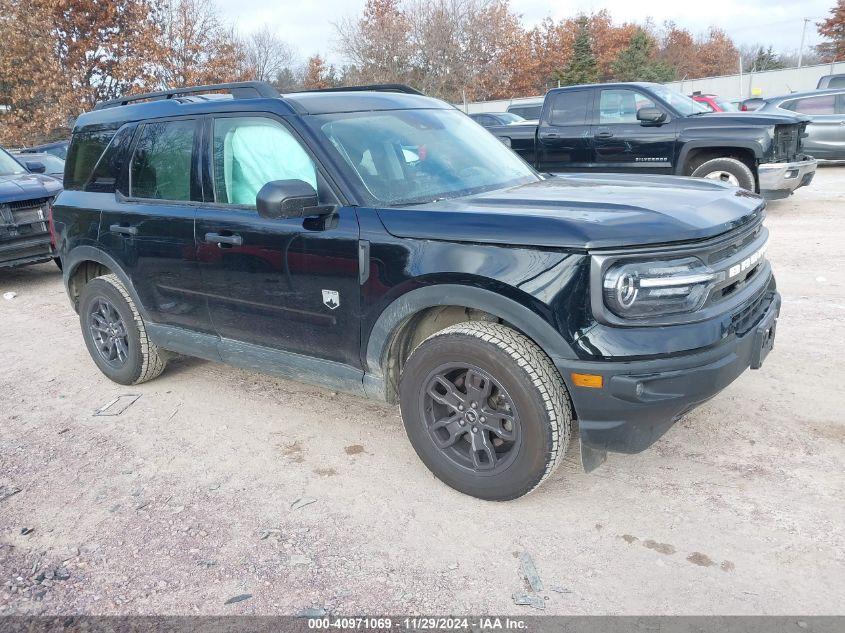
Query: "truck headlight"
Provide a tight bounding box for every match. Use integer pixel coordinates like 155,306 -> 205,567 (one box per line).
602,257 -> 720,318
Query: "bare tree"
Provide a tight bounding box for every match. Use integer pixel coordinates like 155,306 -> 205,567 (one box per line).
243,26 -> 297,83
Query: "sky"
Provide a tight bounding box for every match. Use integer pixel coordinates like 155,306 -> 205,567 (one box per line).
218,0 -> 837,65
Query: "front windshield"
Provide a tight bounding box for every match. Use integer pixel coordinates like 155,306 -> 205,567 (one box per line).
649,85 -> 709,116
500,113 -> 525,124
314,109 -> 538,206
0,149 -> 26,176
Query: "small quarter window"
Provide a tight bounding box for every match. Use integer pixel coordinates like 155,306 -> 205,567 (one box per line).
130,119 -> 196,201
65,129 -> 117,191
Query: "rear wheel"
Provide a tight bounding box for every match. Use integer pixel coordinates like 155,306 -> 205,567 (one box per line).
691,157 -> 756,191
399,322 -> 571,500
78,274 -> 166,385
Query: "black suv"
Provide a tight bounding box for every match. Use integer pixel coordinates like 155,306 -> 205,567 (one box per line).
489,82 -> 816,200
54,82 -> 780,500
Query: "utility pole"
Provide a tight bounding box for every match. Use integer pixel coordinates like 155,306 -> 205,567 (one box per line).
798,17 -> 811,68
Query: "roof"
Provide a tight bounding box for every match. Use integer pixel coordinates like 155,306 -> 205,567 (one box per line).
74,82 -> 451,131
765,88 -> 845,103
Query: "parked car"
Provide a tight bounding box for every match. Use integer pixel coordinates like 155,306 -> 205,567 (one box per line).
506,100 -> 543,120
0,146 -> 62,269
11,152 -> 65,183
468,112 -> 526,127
817,73 -> 845,89
740,97 -> 766,112
690,93 -> 739,112
488,82 -> 816,200
757,89 -> 845,161
19,140 -> 69,160
54,81 -> 780,500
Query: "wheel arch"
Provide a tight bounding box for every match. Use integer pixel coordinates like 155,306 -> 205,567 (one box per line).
63,247 -> 146,317
677,142 -> 761,176
363,284 -> 577,403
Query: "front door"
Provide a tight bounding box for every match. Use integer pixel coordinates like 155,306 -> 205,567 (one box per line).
591,88 -> 676,174
536,89 -> 594,171
194,114 -> 362,367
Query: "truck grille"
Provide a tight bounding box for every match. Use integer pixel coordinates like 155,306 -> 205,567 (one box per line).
0,198 -> 53,267
730,280 -> 776,336
774,125 -> 801,161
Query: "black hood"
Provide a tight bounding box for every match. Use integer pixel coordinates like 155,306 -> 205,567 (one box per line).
0,173 -> 63,205
377,174 -> 765,250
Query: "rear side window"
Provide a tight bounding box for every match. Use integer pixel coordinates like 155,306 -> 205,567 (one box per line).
547,90 -> 591,126
130,120 -> 197,201
65,129 -> 117,190
826,76 -> 845,88
783,95 -> 836,115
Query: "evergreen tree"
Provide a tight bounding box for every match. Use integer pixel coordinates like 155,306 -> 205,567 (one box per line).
556,16 -> 598,85
611,29 -> 676,82
749,46 -> 784,71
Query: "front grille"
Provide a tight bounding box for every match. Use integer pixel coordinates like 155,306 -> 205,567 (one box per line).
730,281 -> 776,336
774,125 -> 801,161
0,199 -> 53,267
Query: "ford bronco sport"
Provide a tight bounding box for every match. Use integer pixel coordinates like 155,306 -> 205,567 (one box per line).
53,82 -> 780,500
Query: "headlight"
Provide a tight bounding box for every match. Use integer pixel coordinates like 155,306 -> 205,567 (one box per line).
602,257 -> 720,318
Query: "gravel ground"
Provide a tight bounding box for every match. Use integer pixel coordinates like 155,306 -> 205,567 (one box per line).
1,168 -> 844,616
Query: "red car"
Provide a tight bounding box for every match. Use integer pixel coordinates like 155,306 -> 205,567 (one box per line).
690,93 -> 739,112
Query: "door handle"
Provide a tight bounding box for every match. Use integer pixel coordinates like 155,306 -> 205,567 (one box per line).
109,224 -> 138,236
205,232 -> 243,247
594,131 -> 614,139
541,132 -> 559,139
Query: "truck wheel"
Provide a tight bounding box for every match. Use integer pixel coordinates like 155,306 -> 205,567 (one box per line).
691,157 -> 755,191
78,274 -> 166,385
399,322 -> 571,500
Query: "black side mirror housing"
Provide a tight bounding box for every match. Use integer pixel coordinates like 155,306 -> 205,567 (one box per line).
637,107 -> 667,126
256,179 -> 321,220
25,161 -> 46,174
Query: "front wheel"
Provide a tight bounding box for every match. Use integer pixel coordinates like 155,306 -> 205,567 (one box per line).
399,322 -> 571,500
691,157 -> 756,191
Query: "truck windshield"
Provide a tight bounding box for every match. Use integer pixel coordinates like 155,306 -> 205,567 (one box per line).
649,85 -> 710,116
314,109 -> 538,206
0,149 -> 26,176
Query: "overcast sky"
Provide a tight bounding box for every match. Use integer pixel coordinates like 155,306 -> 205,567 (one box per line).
218,0 -> 836,65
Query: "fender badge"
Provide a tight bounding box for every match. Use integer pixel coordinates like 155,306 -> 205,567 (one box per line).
322,289 -> 340,310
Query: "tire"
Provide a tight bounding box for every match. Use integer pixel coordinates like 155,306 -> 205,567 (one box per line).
690,157 -> 756,191
399,322 -> 571,501
78,274 -> 166,385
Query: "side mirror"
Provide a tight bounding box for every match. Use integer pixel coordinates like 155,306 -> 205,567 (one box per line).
256,179 -> 319,220
25,161 -> 46,174
637,107 -> 667,125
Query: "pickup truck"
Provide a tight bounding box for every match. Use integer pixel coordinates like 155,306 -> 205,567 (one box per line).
54,82 -> 780,500
489,82 -> 816,200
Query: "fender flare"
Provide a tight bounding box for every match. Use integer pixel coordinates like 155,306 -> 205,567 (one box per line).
675,141 -> 763,176
363,284 -> 578,399
62,246 -> 150,319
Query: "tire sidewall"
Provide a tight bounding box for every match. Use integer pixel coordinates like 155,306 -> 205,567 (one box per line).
400,334 -> 555,501
79,278 -> 143,385
691,157 -> 756,191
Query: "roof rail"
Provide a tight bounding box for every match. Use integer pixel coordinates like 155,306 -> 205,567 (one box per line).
94,81 -> 281,110
299,83 -> 424,96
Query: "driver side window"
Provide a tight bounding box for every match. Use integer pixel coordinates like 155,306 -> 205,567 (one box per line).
211,116 -> 318,207
598,89 -> 657,124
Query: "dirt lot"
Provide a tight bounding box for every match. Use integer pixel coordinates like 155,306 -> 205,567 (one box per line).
1,169 -> 844,616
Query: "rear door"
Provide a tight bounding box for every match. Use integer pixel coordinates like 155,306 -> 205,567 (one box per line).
97,117 -> 208,332
194,113 -> 362,367
536,89 -> 594,172
591,87 -> 676,173
781,92 -> 845,160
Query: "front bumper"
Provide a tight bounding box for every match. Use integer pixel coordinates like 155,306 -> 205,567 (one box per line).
561,291 -> 781,470
758,155 -> 816,199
